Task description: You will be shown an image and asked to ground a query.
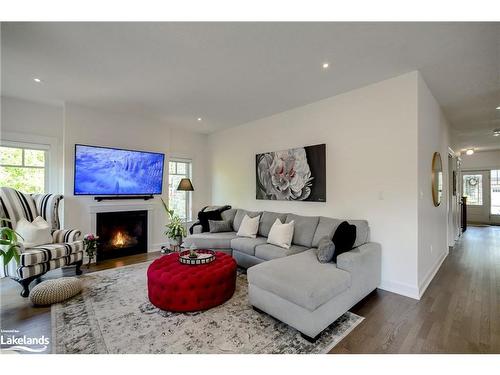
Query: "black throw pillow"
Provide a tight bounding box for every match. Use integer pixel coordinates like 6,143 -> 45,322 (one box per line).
332,221 -> 357,263
197,206 -> 231,232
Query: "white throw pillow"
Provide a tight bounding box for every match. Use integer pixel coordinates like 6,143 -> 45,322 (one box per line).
237,214 -> 261,238
267,218 -> 295,249
15,216 -> 53,248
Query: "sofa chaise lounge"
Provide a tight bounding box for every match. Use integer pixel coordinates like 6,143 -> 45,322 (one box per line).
183,208 -> 381,341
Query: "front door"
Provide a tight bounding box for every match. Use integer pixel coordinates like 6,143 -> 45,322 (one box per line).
463,171 -> 490,224
490,170 -> 500,225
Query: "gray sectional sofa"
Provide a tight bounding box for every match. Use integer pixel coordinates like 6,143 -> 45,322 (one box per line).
183,208 -> 381,341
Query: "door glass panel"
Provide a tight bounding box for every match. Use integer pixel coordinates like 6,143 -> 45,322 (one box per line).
463,174 -> 483,205
491,170 -> 500,215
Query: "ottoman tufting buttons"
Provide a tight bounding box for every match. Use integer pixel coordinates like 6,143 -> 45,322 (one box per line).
147,251 -> 237,312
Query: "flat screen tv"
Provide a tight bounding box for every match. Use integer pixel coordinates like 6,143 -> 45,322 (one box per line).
74,144 -> 165,196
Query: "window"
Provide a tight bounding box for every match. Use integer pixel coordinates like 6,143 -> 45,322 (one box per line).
0,144 -> 48,193
463,174 -> 483,206
491,170 -> 500,215
168,159 -> 192,221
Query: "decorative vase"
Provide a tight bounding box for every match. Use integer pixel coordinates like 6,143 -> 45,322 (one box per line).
170,236 -> 182,246
86,246 -> 96,268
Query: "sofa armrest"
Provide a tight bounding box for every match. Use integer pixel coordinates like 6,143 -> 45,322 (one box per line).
336,242 -> 382,297
52,229 -> 82,243
337,242 -> 381,272
191,224 -> 203,234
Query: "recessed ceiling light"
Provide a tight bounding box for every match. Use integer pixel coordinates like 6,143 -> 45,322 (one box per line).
496,106 -> 500,110
33,78 -> 42,83
466,149 -> 474,156
322,62 -> 329,69
197,117 -> 202,122
493,128 -> 500,136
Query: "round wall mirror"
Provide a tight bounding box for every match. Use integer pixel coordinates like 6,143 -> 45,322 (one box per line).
432,152 -> 443,207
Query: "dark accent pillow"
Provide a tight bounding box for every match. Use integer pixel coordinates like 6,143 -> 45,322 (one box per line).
332,221 -> 357,263
209,220 -> 233,233
197,205 -> 231,232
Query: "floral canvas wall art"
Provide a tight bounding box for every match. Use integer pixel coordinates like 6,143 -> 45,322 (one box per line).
256,144 -> 326,202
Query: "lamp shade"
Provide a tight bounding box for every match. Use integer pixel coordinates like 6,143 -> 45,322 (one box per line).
177,178 -> 194,191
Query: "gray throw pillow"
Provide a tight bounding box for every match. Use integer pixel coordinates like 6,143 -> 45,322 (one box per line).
316,236 -> 335,263
209,220 -> 233,233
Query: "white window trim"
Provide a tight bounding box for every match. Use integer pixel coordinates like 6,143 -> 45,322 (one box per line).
490,169 -> 500,216
169,157 -> 193,221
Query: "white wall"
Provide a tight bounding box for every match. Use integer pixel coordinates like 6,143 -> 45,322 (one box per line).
62,103 -> 209,249
209,72 -> 420,297
416,74 -> 453,297
169,127 -> 210,212
461,150 -> 500,170
1,96 -> 63,138
0,96 -> 64,192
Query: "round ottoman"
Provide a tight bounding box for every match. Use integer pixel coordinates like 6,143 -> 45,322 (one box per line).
30,277 -> 82,306
147,251 -> 237,312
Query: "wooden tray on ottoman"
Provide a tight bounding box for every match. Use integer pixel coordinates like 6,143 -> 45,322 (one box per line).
178,249 -> 216,265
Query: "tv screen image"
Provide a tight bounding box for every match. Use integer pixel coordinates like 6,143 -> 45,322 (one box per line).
74,144 -> 165,195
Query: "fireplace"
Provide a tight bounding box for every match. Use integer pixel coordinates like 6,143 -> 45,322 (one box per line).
96,210 -> 148,261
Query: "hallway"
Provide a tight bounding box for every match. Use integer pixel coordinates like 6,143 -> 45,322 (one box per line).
332,225 -> 500,353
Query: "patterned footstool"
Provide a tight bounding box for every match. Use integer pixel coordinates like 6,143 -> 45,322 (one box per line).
30,277 -> 82,306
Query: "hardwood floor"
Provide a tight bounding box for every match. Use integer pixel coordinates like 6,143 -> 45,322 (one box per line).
1,226 -> 499,354
0,251 -> 162,354
331,225 -> 500,353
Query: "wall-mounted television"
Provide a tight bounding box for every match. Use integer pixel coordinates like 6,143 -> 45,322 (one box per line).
74,144 -> 165,196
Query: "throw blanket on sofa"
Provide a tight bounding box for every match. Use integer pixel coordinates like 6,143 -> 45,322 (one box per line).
190,205 -> 232,234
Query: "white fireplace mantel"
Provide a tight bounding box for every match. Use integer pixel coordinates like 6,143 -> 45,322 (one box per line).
88,202 -> 157,214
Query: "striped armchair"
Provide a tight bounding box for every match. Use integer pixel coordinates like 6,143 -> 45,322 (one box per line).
0,187 -> 83,297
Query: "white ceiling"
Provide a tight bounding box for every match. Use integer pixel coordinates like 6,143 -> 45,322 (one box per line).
1,22 -> 499,150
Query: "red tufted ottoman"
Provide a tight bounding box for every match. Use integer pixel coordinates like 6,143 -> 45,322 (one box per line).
147,251 -> 237,312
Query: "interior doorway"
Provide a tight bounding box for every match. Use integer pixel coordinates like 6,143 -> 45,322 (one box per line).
462,170 -> 500,225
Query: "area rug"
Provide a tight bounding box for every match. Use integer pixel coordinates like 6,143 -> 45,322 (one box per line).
52,261 -> 363,354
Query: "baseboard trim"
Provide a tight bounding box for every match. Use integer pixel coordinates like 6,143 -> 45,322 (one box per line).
418,249 -> 448,299
149,243 -> 164,252
378,279 -> 420,300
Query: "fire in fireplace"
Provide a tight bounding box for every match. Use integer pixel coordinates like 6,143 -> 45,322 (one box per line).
111,230 -> 138,248
96,210 -> 147,261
